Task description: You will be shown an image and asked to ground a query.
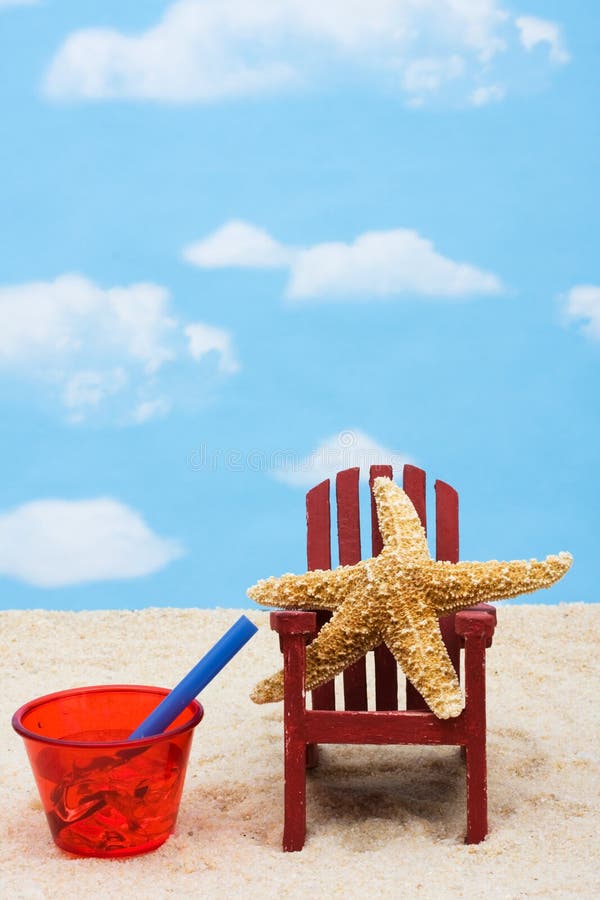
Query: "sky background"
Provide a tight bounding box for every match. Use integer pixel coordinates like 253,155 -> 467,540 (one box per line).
0,0 -> 598,611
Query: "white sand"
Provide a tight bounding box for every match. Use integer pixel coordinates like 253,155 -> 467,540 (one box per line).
1,605 -> 599,899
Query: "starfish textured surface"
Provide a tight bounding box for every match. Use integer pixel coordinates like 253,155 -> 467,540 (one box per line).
249,478 -> 572,718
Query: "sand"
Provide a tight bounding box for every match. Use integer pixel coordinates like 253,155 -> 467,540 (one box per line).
1,604 -> 599,899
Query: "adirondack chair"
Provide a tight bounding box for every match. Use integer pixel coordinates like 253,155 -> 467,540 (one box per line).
270,464 -> 497,850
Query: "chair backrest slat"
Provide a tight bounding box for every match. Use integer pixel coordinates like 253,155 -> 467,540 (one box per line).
336,468 -> 361,565
435,479 -> 460,672
306,479 -> 336,709
306,479 -> 332,572
403,464 -> 427,534
369,464 -> 393,555
336,468 -> 368,710
402,465 -> 430,710
435,480 -> 459,563
368,464 -> 399,710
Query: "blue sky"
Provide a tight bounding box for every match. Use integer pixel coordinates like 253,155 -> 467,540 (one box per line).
0,0 -> 597,610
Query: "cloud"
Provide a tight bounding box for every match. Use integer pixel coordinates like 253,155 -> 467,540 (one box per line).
0,273 -> 238,423
563,285 -> 600,340
62,368 -> 129,423
0,498 -> 183,587
131,396 -> 172,424
184,221 -> 503,301
469,83 -> 505,107
185,322 -> 240,374
42,0 -> 565,107
288,229 -> 502,300
516,16 -> 570,65
402,55 -> 465,106
0,274 -> 176,371
273,429 -> 412,487
183,220 -> 293,269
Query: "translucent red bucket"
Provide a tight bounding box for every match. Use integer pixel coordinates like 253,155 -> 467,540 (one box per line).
12,684 -> 203,857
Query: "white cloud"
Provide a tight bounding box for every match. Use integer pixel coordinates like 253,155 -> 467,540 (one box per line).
0,498 -> 183,587
131,396 -> 172,424
43,1 -> 299,103
0,274 -> 238,423
273,429 -> 412,487
469,83 -> 505,106
183,221 -> 293,269
563,285 -> 600,340
185,221 -> 503,301
0,274 -> 176,372
288,229 -> 502,300
516,16 -> 570,65
63,368 -> 129,422
185,322 -> 240,374
42,0 -> 562,107
402,55 -> 465,103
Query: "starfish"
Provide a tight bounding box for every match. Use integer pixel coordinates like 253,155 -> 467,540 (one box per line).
249,477 -> 572,718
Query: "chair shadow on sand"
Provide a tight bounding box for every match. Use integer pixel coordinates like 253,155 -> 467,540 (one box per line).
306,744 -> 468,850
305,724 -> 552,850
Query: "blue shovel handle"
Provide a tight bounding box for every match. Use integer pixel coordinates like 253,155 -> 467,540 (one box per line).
128,614 -> 258,741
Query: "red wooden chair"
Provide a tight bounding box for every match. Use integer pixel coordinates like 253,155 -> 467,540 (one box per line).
270,464 -> 497,850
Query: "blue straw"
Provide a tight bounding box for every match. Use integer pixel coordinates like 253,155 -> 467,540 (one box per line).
128,614 -> 258,741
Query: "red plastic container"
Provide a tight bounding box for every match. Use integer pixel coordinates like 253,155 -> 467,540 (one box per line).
12,685 -> 203,857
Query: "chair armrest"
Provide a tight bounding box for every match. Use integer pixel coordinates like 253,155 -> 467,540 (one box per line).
269,612 -> 315,707
470,602 -> 497,626
455,605 -> 496,647
270,610 -> 317,637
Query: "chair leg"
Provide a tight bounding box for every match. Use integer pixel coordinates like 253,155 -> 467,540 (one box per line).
458,624 -> 492,844
464,735 -> 488,844
283,734 -> 307,851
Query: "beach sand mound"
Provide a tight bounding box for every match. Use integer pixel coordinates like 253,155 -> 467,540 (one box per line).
1,604 -> 599,899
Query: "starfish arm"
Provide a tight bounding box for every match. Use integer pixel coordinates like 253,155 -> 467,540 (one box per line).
382,591 -> 463,719
431,551 -> 573,616
373,477 -> 431,562
247,561 -> 368,611
251,597 -> 379,704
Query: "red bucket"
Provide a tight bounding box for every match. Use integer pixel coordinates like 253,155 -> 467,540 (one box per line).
12,684 -> 203,857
